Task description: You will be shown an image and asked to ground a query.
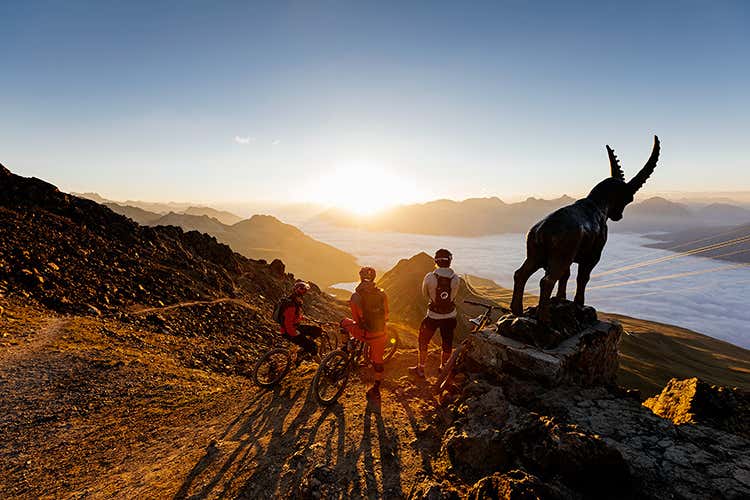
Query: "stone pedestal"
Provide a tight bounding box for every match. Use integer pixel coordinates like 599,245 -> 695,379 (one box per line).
462,320 -> 622,387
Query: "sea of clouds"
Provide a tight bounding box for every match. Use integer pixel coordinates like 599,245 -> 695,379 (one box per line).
304,224 -> 750,349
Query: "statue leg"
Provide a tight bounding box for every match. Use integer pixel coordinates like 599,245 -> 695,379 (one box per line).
556,268 -> 571,300
538,265 -> 566,323
511,259 -> 539,316
574,262 -> 596,306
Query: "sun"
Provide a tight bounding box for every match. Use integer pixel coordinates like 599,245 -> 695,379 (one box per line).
309,165 -> 419,216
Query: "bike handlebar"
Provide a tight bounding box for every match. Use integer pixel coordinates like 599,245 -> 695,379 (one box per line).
310,319 -> 339,327
463,300 -> 502,310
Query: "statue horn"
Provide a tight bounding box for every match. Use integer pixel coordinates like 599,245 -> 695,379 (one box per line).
627,135 -> 660,194
606,145 -> 625,181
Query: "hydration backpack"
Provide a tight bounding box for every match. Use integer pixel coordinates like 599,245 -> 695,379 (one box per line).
357,286 -> 387,333
429,273 -> 456,314
273,297 -> 296,327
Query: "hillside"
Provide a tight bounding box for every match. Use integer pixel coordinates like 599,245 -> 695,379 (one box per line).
104,206 -> 361,287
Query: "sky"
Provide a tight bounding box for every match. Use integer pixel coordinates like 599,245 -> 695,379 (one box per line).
1,0 -> 748,213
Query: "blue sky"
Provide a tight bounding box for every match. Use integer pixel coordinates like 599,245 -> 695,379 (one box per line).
1,0 -> 748,208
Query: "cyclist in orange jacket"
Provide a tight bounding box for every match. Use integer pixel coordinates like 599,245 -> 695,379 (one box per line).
340,266 -> 389,400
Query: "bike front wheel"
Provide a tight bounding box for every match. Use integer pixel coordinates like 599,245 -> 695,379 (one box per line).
436,345 -> 462,391
253,348 -> 292,388
312,350 -> 350,406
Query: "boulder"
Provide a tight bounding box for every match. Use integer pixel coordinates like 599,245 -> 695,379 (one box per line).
467,470 -> 570,500
443,386 -> 630,493
462,320 -> 622,387
409,480 -> 461,500
496,299 -> 598,349
644,377 -> 750,439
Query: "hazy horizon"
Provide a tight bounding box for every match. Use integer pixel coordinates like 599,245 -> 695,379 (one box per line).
2,1 -> 749,215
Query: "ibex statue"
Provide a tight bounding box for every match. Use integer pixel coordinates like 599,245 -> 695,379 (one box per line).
511,136 -> 660,322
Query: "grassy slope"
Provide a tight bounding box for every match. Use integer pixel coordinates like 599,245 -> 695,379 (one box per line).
463,276 -> 750,397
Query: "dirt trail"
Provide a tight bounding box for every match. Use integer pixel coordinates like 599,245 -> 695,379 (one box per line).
0,316 -> 69,365
130,297 -> 254,315
172,348 -> 449,499
0,302 -> 448,499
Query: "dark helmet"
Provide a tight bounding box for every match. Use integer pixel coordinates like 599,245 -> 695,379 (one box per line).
434,248 -> 452,267
359,266 -> 376,282
293,280 -> 310,295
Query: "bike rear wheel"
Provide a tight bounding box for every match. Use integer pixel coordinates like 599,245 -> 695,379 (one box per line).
312,350 -> 350,405
383,330 -> 400,363
253,348 -> 292,388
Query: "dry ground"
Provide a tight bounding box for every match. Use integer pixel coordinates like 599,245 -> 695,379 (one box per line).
0,297 -> 451,499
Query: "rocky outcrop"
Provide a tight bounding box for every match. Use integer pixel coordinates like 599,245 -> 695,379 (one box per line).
437,376 -> 750,499
462,320 -> 622,387
467,469 -> 571,500
427,297 -> 750,499
644,377 -> 750,439
0,165 -> 341,318
496,299 -> 599,349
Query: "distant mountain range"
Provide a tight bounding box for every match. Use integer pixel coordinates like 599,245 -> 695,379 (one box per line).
101,204 -> 359,287
311,195 -> 750,236
314,196 -> 577,236
74,193 -> 243,225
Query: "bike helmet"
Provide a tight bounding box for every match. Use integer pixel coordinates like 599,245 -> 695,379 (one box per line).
434,248 -> 453,267
293,280 -> 311,295
359,266 -> 376,282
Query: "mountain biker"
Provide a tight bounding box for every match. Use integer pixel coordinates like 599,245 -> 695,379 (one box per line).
340,266 -> 389,400
279,280 -> 322,360
409,249 -> 460,378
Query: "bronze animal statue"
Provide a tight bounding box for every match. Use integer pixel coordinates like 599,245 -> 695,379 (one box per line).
510,136 -> 660,322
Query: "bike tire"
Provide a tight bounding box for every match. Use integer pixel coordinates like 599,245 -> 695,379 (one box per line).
312,350 -> 350,406
436,345 -> 462,391
383,330 -> 400,363
252,348 -> 292,388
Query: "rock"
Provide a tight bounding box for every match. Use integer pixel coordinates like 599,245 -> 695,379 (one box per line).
409,480 -> 461,500
462,320 -> 621,387
467,469 -> 570,500
295,466 -> 340,499
270,258 -> 286,275
643,377 -> 750,439
443,387 -> 630,494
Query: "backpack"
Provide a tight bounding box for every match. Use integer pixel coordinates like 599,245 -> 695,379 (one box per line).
358,286 -> 387,333
273,297 -> 296,327
429,273 -> 456,314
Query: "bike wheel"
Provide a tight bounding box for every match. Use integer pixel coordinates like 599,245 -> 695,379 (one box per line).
253,348 -> 292,388
436,346 -> 461,391
383,330 -> 400,363
312,350 -> 350,406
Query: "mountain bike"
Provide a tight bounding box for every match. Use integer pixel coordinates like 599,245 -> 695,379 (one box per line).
312,327 -> 400,406
252,321 -> 338,388
435,300 -> 504,392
